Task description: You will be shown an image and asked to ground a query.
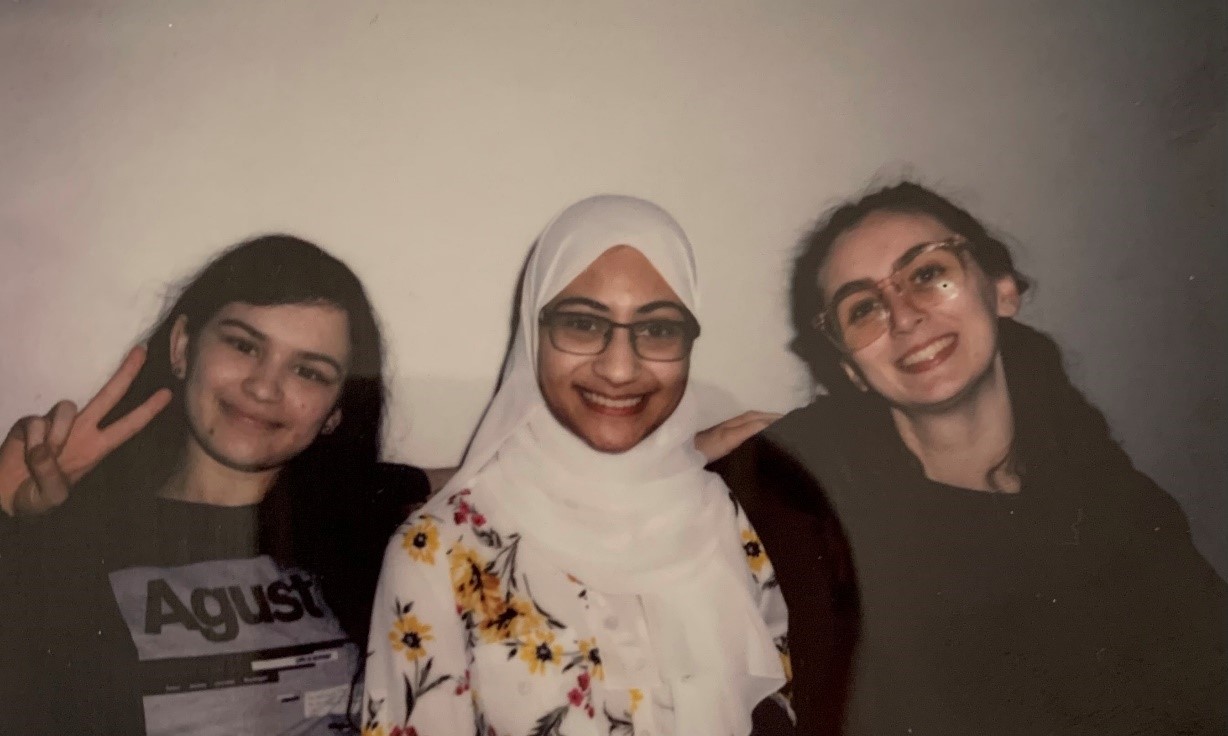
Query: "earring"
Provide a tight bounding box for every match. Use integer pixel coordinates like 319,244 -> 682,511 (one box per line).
172,365 -> 185,379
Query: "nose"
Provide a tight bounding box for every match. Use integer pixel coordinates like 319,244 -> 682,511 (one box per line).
591,326 -> 641,386
883,284 -> 925,334
241,357 -> 284,403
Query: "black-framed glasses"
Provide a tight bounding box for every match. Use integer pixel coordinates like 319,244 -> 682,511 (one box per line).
539,309 -> 700,362
812,237 -> 973,352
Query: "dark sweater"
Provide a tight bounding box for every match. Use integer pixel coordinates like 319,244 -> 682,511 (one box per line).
711,434 -> 860,736
739,321 -> 1226,735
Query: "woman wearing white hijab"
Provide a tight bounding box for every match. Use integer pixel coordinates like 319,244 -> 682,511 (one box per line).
363,195 -> 790,736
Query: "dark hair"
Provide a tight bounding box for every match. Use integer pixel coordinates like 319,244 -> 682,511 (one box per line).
785,181 -> 1127,494
789,181 -> 1031,397
80,234 -> 386,631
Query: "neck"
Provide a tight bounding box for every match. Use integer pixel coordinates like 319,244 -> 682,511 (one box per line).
889,353 -> 1019,493
158,441 -> 279,506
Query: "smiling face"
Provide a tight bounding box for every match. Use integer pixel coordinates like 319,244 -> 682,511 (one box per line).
818,210 -> 1020,412
537,245 -> 691,453
171,301 -> 351,473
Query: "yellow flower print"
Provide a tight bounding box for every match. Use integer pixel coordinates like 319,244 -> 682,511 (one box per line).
629,688 -> 643,714
578,637 -> 605,681
449,544 -> 501,616
361,726 -> 386,736
519,630 -> 563,675
402,518 -> 440,564
479,595 -> 546,643
389,613 -> 433,662
741,528 -> 766,574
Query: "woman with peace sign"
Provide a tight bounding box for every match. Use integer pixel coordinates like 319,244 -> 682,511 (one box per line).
1,234 -> 430,735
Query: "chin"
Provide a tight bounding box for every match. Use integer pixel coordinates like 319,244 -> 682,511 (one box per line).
894,369 -> 992,412
578,432 -> 642,454
200,436 -> 290,473
216,449 -> 286,473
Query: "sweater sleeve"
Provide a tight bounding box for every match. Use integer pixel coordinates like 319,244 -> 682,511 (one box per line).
711,432 -> 859,736
363,515 -> 475,735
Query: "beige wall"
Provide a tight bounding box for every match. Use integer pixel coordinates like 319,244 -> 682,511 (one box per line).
1,0 -> 1223,572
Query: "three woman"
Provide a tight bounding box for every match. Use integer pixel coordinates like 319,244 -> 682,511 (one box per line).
362,196 -> 791,735
5,183 -> 1221,736
750,181 -> 1226,734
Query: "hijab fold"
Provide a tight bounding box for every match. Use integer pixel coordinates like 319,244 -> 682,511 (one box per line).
439,195 -> 786,736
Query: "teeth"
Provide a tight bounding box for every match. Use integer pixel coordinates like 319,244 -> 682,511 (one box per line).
902,336 -> 954,366
581,391 -> 644,409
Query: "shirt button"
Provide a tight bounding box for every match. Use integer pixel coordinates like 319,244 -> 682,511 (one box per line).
633,658 -> 647,671
603,615 -> 620,630
518,681 -> 531,695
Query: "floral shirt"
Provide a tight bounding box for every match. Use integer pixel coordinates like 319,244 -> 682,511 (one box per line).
362,487 -> 789,736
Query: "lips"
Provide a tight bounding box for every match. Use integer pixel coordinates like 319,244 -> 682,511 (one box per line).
578,389 -> 647,416
219,400 -> 282,430
897,334 -> 957,374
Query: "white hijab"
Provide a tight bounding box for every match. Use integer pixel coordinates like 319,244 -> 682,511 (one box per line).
441,195 -> 786,735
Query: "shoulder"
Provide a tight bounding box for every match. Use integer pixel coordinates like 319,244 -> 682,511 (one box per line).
315,461 -> 433,564
362,462 -> 433,524
766,398 -> 840,451
710,401 -> 845,517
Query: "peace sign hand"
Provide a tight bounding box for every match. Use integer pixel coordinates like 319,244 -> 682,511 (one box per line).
0,346 -> 173,517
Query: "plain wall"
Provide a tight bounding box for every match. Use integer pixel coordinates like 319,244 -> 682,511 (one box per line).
1,0 -> 1223,574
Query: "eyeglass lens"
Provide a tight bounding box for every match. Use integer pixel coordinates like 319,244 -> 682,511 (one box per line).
545,312 -> 693,361
830,246 -> 966,351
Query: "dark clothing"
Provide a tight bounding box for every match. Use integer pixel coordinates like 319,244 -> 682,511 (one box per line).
1,462 -> 430,735
742,321 -> 1226,735
712,437 -> 860,736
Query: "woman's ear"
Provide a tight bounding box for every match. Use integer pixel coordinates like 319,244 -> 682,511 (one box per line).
994,275 -> 1021,318
841,359 -> 870,392
321,409 -> 342,435
169,315 -> 190,379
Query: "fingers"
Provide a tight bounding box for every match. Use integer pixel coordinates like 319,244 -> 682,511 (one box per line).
98,387 -> 172,454
22,417 -> 72,512
723,410 -> 784,429
45,400 -> 78,455
79,345 -> 149,424
0,417 -> 36,516
1,401 -> 76,515
695,410 -> 784,463
21,416 -> 47,453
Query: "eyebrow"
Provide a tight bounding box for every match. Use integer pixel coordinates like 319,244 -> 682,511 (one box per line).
827,239 -> 953,306
635,300 -> 688,316
550,297 -> 609,313
215,318 -> 345,373
549,297 -> 688,317
828,278 -> 878,308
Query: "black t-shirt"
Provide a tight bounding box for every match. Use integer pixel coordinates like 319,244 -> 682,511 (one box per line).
3,464 -> 431,735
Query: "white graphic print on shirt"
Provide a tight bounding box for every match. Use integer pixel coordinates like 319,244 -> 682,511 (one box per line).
109,555 -> 358,736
